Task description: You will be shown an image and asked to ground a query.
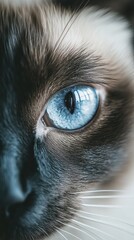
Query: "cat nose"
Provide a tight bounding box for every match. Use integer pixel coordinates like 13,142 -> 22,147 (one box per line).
0,152 -> 32,217
0,179 -> 31,216
0,175 -> 31,217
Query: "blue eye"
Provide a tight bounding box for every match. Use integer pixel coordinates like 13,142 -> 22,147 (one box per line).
44,85 -> 99,130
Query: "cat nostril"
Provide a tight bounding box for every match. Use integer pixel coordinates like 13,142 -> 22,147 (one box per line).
7,187 -> 29,206
0,145 -> 35,220
0,149 -> 34,218
0,179 -> 32,218
3,187 -> 32,219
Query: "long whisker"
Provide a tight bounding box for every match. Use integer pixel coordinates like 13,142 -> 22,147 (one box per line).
71,212 -> 134,235
37,226 -> 48,237
78,195 -> 134,199
53,0 -> 90,54
73,190 -> 128,195
57,220 -> 99,240
69,223 -> 105,240
81,203 -> 124,208
46,0 -> 90,68
56,228 -> 69,240
60,228 -> 82,240
70,208 -> 134,228
72,219 -> 118,240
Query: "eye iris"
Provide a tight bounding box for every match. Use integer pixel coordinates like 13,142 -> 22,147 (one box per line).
64,91 -> 76,114
45,85 -> 99,130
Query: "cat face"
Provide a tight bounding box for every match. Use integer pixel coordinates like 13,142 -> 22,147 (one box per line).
0,2 -> 133,240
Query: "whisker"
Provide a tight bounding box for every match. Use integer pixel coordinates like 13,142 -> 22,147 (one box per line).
81,203 -> 124,208
46,0 -> 90,68
71,208 -> 134,228
69,223 -> 105,240
60,228 -> 81,240
57,220 -> 99,240
37,226 -> 48,237
72,212 -> 134,235
73,190 -> 128,195
78,195 -> 134,199
56,229 -> 69,240
72,219 -> 118,240
53,0 -> 90,54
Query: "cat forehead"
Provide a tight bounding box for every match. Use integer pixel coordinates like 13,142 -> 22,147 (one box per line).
0,3 -> 133,80
40,6 -> 133,77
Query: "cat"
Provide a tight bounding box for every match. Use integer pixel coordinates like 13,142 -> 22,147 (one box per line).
0,0 -> 133,240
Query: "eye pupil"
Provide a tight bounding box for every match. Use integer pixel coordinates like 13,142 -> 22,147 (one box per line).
64,91 -> 76,114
